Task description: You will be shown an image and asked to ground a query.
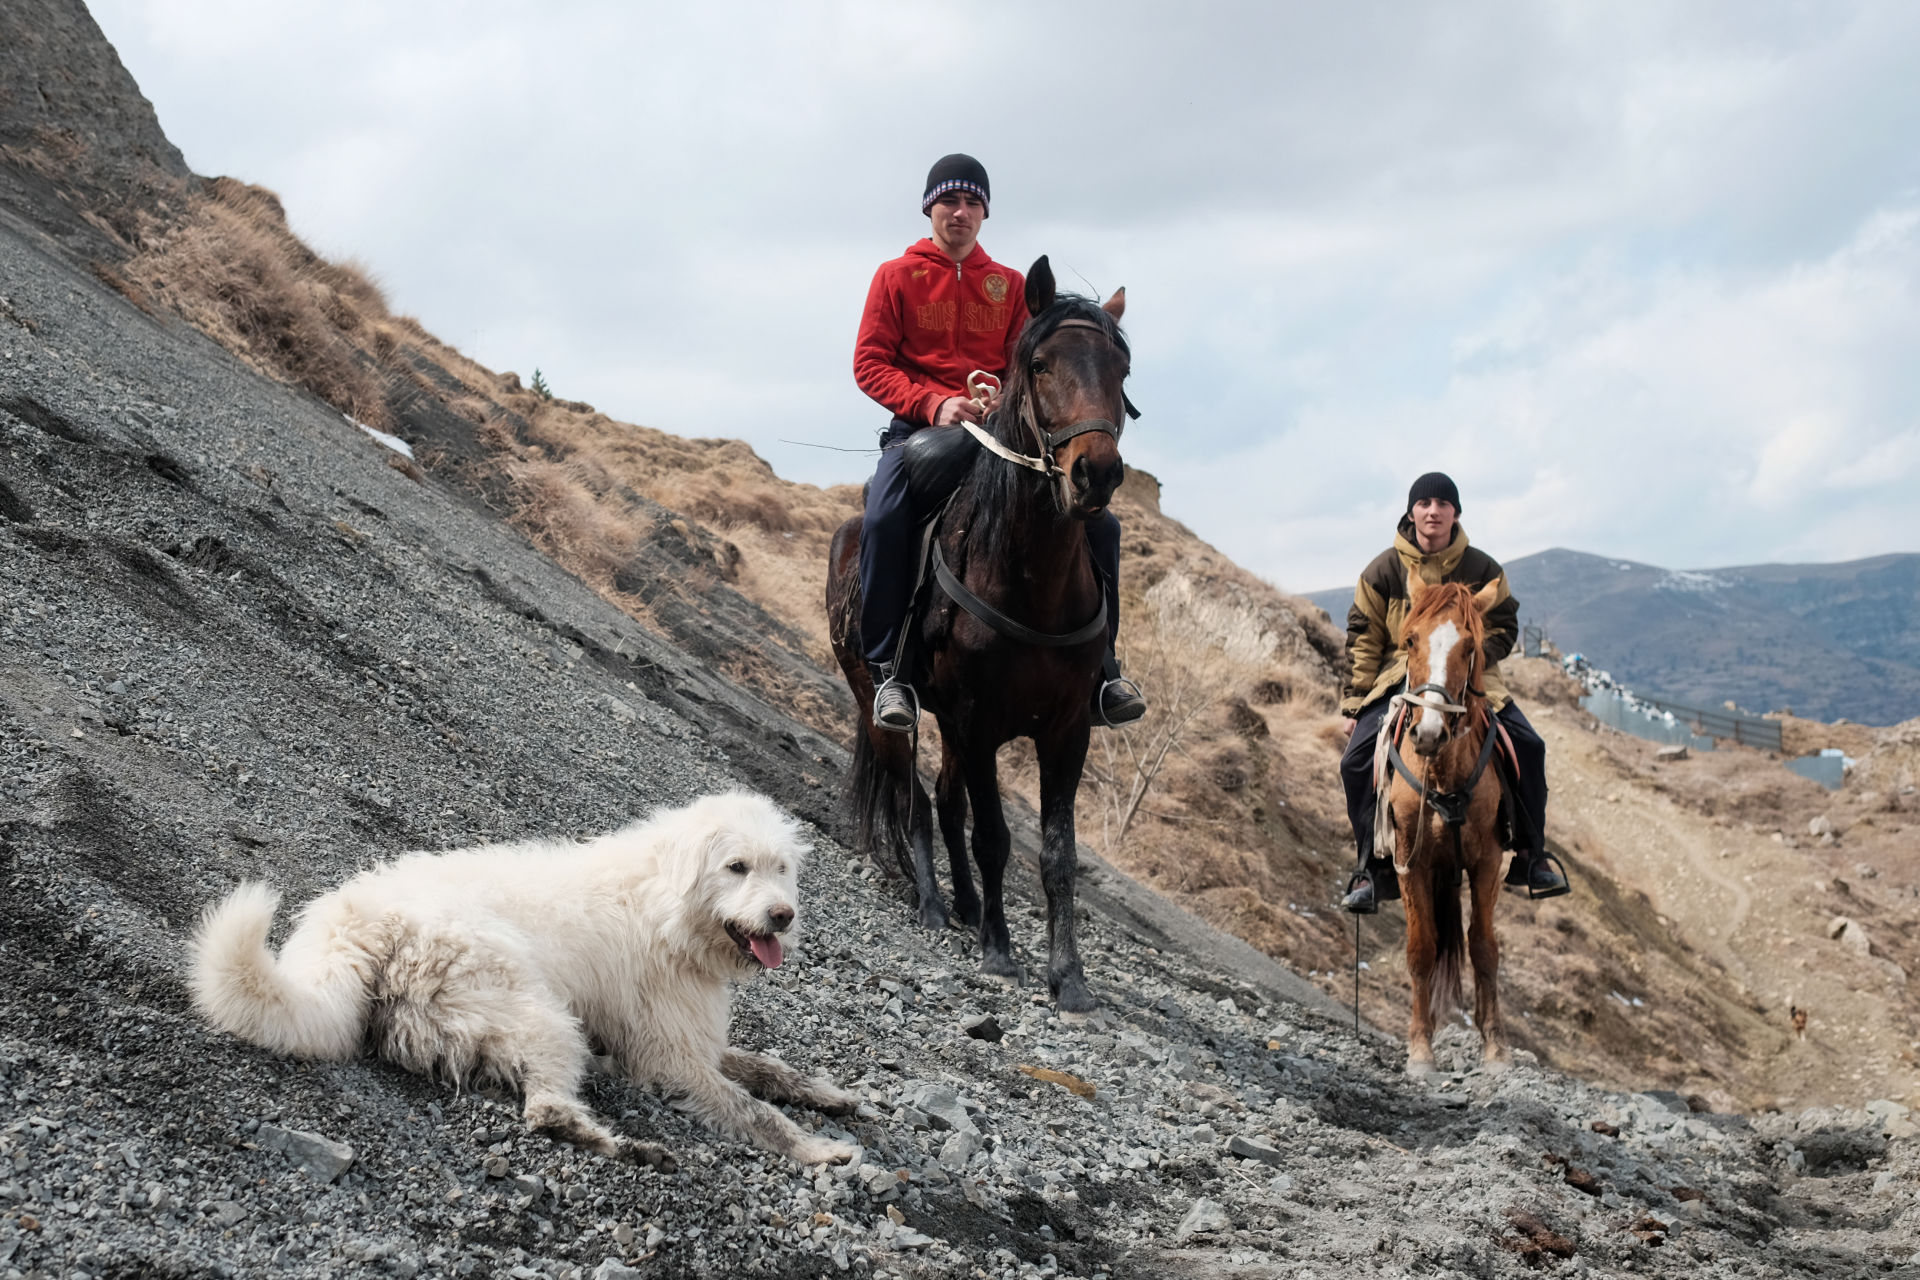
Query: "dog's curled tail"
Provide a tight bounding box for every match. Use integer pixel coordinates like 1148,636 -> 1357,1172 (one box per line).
189,882 -> 367,1060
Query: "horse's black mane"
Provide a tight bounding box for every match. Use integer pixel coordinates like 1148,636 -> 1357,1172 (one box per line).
959,294 -> 1126,566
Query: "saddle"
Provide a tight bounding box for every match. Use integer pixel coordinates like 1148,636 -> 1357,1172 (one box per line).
898,425 -> 980,513
859,425 -> 980,512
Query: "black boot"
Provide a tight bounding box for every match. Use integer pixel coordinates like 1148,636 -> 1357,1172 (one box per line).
1340,857 -> 1400,914
870,661 -> 917,733
1093,654 -> 1147,727
1505,850 -> 1570,899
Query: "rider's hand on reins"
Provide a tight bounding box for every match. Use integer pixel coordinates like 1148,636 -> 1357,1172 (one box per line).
934,395 -> 985,426
1344,717 -> 1357,738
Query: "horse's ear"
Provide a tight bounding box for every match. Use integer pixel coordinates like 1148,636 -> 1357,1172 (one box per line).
1026,256 -> 1055,315
1103,286 -> 1126,320
1472,580 -> 1502,616
1406,575 -> 1429,609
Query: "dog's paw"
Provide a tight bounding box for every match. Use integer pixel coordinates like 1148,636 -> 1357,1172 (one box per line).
792,1137 -> 859,1167
614,1137 -> 679,1174
808,1081 -> 860,1117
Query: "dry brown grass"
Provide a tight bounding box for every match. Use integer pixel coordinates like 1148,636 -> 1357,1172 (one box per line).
119,177 -> 396,427
505,455 -> 643,590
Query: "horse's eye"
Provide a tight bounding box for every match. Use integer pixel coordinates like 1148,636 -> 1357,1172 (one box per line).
1030,360 -> 1047,376
728,861 -> 748,875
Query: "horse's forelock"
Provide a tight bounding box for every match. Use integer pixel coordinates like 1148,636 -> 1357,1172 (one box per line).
1406,582 -> 1486,689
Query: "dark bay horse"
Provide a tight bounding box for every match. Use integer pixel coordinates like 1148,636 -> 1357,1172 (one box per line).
825,258 -> 1128,1015
1384,578 -> 1512,1074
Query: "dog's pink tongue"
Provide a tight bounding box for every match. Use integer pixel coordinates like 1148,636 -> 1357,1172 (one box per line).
750,934 -> 784,968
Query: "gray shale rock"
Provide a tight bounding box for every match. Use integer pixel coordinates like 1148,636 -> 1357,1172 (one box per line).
960,1012 -> 1004,1042
1174,1197 -> 1231,1243
254,1123 -> 355,1183
1227,1133 -> 1283,1165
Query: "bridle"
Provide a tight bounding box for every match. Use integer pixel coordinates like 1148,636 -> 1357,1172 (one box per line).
1386,633 -> 1493,830
927,314 -> 1135,651
961,318 -> 1135,482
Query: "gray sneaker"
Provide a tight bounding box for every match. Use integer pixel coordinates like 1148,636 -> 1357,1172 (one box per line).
1094,677 -> 1146,727
871,663 -> 918,733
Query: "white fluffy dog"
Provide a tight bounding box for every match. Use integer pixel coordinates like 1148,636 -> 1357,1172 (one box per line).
189,790 -> 860,1168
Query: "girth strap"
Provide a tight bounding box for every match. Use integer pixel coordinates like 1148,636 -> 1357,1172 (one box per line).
933,542 -> 1107,648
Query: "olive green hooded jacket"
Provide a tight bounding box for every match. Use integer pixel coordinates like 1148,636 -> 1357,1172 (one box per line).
1340,518 -> 1520,715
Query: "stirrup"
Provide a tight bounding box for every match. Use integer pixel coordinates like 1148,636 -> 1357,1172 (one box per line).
1526,852 -> 1571,901
872,669 -> 920,734
1340,869 -> 1378,916
1094,675 -> 1146,728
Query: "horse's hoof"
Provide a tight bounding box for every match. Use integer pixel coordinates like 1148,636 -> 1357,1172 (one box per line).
917,899 -> 951,932
980,955 -> 1022,986
1478,1057 -> 1512,1077
1405,1058 -> 1435,1081
1054,976 -> 1097,1017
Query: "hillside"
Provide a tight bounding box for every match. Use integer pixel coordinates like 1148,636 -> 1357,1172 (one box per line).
1306,546 -> 1920,726
4,3 -> 1920,1274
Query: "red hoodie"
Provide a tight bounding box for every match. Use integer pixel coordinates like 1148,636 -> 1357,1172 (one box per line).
853,239 -> 1028,426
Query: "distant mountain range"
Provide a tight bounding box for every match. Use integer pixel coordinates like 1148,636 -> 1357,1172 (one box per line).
1303,548 -> 1920,726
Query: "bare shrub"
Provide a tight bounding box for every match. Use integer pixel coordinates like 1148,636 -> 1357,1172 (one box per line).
1082,574 -> 1273,854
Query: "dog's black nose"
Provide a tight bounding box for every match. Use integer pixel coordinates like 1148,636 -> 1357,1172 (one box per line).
768,906 -> 794,933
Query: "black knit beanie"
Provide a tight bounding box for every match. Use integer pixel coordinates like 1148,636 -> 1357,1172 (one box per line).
1406,471 -> 1462,514
922,154 -> 990,215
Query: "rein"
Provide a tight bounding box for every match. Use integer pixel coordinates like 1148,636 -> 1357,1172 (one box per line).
963,317 -> 1130,479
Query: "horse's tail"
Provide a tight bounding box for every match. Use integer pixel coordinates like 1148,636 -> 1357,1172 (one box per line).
1428,862 -> 1466,1019
849,726 -> 914,883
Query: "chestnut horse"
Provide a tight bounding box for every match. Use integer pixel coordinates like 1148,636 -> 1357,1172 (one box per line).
825,258 -> 1128,1015
1383,578 -> 1511,1074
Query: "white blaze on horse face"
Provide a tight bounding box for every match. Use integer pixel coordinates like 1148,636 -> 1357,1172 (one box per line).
1416,619 -> 1461,745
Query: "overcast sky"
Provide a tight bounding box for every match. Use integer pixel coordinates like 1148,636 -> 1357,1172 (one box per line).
90,1 -> 1920,593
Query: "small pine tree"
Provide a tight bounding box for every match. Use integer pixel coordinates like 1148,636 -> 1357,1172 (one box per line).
530,368 -> 553,400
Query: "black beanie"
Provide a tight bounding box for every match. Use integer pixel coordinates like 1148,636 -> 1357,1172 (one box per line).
1406,471 -> 1462,514
922,154 -> 990,215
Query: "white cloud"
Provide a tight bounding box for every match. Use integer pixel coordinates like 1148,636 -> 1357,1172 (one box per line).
87,0 -> 1920,594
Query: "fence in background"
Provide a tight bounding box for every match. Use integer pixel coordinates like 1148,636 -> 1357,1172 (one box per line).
1637,696 -> 1784,752
1580,691 -> 1719,752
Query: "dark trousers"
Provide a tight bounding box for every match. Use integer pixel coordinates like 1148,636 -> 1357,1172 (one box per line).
1340,695 -> 1548,866
858,417 -> 1122,664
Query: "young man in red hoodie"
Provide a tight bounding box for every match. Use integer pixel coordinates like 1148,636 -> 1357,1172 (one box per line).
852,154 -> 1145,733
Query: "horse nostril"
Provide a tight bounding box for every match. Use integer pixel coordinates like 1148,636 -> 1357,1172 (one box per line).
768,906 -> 794,933
1071,456 -> 1090,493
